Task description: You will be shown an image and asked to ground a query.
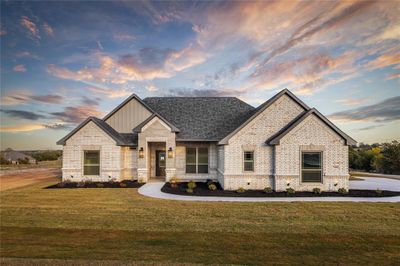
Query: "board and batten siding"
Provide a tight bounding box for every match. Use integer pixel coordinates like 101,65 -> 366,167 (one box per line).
105,98 -> 152,133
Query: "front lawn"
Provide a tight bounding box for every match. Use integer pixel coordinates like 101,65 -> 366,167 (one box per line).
1,179 -> 399,265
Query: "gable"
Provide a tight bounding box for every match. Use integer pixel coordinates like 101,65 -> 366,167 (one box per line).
140,117 -> 173,137
104,95 -> 153,133
219,90 -> 309,145
267,109 -> 356,146
64,121 -> 116,146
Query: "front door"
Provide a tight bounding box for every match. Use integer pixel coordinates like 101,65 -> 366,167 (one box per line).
156,150 -> 166,177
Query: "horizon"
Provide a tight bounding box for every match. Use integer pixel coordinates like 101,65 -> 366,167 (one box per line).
1,1 -> 399,150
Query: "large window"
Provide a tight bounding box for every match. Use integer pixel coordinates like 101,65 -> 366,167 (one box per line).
301,152 -> 322,182
84,150 -> 100,175
243,151 -> 254,172
186,147 -> 208,174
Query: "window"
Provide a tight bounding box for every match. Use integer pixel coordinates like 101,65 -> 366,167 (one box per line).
186,147 -> 208,174
301,152 -> 322,182
243,151 -> 254,171
84,150 -> 100,175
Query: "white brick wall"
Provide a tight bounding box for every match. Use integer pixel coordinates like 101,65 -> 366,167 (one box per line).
222,94 -> 304,190
62,121 -> 124,182
275,114 -> 349,191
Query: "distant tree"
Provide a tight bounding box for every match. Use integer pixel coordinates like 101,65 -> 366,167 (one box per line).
379,141 -> 400,174
31,150 -> 62,162
0,156 -> 11,165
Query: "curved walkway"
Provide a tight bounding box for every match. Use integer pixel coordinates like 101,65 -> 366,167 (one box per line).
138,177 -> 400,202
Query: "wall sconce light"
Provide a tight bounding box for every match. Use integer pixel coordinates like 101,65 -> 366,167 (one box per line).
139,147 -> 144,158
168,147 -> 173,158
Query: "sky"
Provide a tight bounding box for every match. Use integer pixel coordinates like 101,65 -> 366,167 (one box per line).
0,0 -> 399,150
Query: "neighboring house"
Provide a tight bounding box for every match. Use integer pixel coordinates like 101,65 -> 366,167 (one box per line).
57,89 -> 356,191
2,148 -> 36,164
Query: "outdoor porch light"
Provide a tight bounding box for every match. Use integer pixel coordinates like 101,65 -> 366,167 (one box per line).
168,147 -> 173,158
139,147 -> 144,158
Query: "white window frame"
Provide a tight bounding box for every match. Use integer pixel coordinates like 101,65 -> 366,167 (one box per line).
185,147 -> 209,174
243,150 -> 254,172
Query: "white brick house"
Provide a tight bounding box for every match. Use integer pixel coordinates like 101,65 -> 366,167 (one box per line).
57,89 -> 356,191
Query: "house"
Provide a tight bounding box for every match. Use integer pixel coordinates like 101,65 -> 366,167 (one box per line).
57,89 -> 356,191
1,148 -> 36,164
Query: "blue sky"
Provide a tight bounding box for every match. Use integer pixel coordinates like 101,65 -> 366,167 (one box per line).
1,1 -> 399,150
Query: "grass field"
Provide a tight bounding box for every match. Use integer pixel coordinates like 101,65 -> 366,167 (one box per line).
1,171 -> 400,265
0,160 -> 61,170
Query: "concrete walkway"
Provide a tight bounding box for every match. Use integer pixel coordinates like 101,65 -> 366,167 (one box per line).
138,177 -> 400,202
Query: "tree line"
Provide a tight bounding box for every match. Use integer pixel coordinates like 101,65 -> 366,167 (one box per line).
349,141 -> 400,174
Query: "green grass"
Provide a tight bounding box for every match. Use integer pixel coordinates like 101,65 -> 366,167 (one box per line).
1,180 -> 400,265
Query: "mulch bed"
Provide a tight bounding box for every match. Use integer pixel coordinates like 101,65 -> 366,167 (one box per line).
46,180 -> 143,189
161,182 -> 400,197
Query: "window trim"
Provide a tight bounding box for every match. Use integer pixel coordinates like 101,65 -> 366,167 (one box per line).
185,147 -> 209,174
301,151 -> 323,183
83,150 -> 101,176
243,150 -> 254,172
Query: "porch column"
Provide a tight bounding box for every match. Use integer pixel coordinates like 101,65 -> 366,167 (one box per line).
165,138 -> 176,182
137,135 -> 148,182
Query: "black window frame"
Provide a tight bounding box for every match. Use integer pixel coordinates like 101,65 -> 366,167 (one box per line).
301,151 -> 323,183
185,147 -> 209,174
83,150 -> 100,176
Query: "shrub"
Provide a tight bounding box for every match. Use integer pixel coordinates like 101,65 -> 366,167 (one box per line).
286,187 -> 295,194
138,178 -> 145,184
208,183 -> 217,191
119,182 -> 127,188
263,187 -> 273,194
338,188 -> 348,195
109,177 -> 117,183
170,177 -> 178,188
187,180 -> 197,189
376,189 -> 382,195
236,187 -> 246,193
312,188 -> 321,194
77,181 -> 86,188
206,179 -> 214,186
96,183 -> 104,188
57,182 -> 66,188
186,188 -> 193,194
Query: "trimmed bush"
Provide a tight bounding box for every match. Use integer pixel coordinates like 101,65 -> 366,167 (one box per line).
312,188 -> 321,195
188,180 -> 197,189
96,183 -> 104,188
263,187 -> 273,194
376,189 -> 382,195
170,177 -> 178,188
76,181 -> 86,188
236,187 -> 246,193
119,182 -> 127,188
208,183 -> 217,191
286,187 -> 295,194
338,188 -> 348,195
138,178 -> 145,184
186,188 -> 193,194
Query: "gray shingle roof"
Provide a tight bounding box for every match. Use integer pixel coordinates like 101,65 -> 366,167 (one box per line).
143,97 -> 255,141
1,149 -> 35,161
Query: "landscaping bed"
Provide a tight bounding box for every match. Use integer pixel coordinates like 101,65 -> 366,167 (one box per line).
161,182 -> 400,197
46,180 -> 143,189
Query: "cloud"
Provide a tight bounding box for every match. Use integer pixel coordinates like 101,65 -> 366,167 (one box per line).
114,34 -> 136,41
165,87 -> 244,97
47,46 -> 207,84
81,96 -> 99,106
365,50 -> 400,71
336,98 -> 369,106
0,23 -> 6,36
43,22 -> 54,36
16,51 -> 40,59
0,124 -> 45,133
88,87 -> 133,98
1,92 -> 64,106
145,84 -> 158,92
0,110 -> 47,120
20,16 -> 40,43
386,73 -> 400,80
13,65 -> 26,72
329,96 -> 400,123
43,123 -> 71,130
50,105 -> 103,123
357,125 -> 384,131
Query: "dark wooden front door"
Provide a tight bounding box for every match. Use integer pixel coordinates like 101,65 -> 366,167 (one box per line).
156,150 -> 166,177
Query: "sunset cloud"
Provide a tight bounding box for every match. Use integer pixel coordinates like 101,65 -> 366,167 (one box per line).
51,105 -> 103,123
336,98 -> 369,106
0,110 -> 47,120
88,87 -> 133,98
20,16 -> 40,43
13,64 -> 26,72
43,22 -> 54,36
0,124 -> 45,133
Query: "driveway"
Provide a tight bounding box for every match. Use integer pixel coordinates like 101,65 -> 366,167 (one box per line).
139,177 -> 400,202
350,177 -> 400,192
